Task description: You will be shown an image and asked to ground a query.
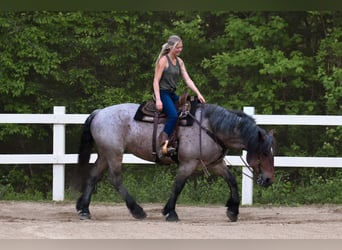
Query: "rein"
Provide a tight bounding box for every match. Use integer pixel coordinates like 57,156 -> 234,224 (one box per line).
187,105 -> 228,175
239,156 -> 254,179
198,104 -> 210,177
187,105 -> 227,153
188,105 -> 254,181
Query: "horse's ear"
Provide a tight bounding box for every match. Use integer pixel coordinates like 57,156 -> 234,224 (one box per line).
268,129 -> 275,136
258,129 -> 266,141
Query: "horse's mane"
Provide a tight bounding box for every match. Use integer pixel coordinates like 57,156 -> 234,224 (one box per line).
203,104 -> 272,153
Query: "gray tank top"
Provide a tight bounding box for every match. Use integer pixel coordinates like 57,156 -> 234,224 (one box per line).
159,55 -> 180,92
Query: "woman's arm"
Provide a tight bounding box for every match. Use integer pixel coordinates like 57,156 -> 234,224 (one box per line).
153,56 -> 167,111
178,57 -> 206,103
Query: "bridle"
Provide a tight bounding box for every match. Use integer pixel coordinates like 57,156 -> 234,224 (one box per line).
240,143 -> 276,181
239,155 -> 256,180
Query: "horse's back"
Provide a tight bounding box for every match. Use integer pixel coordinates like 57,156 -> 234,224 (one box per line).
100,103 -> 139,117
90,103 -> 138,141
90,103 -> 158,160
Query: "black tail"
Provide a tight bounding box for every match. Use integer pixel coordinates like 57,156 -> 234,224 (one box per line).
72,110 -> 99,192
78,110 -> 98,166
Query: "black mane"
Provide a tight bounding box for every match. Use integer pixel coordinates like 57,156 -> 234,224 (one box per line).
203,104 -> 272,154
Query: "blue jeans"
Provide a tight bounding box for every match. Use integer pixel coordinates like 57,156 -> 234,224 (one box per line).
160,90 -> 179,136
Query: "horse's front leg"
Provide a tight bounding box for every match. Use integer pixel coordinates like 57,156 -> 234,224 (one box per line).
212,162 -> 240,222
162,161 -> 197,222
162,175 -> 188,222
225,168 -> 240,222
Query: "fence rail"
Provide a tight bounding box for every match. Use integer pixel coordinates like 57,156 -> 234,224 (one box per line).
1,106 -> 342,205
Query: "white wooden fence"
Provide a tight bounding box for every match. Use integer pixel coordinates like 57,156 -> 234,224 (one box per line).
1,106 -> 341,205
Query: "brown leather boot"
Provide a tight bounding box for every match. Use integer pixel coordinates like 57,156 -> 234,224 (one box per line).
158,131 -> 176,156
158,131 -> 169,147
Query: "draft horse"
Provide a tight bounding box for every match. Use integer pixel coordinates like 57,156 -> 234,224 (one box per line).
74,103 -> 275,222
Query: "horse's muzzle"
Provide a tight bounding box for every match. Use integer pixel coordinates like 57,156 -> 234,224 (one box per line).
256,174 -> 273,187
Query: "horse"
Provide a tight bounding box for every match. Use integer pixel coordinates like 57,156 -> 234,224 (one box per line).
73,102 -> 275,222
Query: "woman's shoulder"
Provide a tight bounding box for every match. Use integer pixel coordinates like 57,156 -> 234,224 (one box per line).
176,56 -> 184,66
159,55 -> 168,62
157,55 -> 168,67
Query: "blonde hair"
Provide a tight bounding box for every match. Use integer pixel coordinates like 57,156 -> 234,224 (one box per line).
155,35 -> 182,64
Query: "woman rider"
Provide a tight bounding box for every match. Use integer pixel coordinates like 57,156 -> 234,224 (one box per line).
153,35 -> 206,156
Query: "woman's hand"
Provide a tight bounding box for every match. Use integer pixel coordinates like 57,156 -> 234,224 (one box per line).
197,93 -> 206,104
155,99 -> 163,111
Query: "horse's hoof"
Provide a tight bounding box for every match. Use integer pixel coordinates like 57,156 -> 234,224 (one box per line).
132,210 -> 147,220
78,212 -> 91,220
130,205 -> 147,220
161,207 -> 168,216
226,210 -> 238,222
165,211 -> 179,222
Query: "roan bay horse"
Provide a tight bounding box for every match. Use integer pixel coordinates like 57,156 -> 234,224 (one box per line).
74,102 -> 275,222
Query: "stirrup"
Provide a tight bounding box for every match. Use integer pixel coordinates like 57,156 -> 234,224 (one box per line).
161,140 -> 176,156
162,140 -> 169,155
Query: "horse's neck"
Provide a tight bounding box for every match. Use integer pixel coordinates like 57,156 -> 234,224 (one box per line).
219,133 -> 246,150
218,120 -> 254,151
203,104 -> 255,151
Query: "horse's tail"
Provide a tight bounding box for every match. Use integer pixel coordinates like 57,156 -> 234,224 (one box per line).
72,109 -> 99,192
78,110 -> 99,167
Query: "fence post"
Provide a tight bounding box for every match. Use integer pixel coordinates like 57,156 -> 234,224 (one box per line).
53,106 -> 65,201
241,106 -> 255,205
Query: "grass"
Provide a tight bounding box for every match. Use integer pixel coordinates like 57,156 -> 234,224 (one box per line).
1,166 -> 342,206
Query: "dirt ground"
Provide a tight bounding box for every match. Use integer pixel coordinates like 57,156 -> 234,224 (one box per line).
0,201 -> 342,239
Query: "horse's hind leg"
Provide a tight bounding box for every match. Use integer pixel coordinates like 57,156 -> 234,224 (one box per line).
76,157 -> 107,219
212,162 -> 240,222
107,158 -> 146,219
